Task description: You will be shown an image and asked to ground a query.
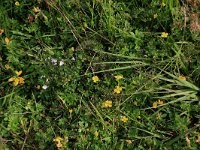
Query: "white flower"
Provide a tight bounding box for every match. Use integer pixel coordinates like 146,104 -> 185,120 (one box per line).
59,61 -> 64,66
42,85 -> 48,89
51,58 -> 57,65
71,57 -> 75,61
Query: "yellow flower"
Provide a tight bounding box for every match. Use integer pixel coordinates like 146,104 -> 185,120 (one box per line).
32,7 -> 41,13
102,100 -> 112,108
8,77 -> 15,82
161,32 -> 168,38
92,76 -> 100,83
70,47 -> 75,52
56,142 -> 63,148
0,29 -> 4,35
126,140 -> 133,144
152,102 -> 157,109
14,78 -> 20,86
69,109 -> 73,113
5,37 -> 11,45
153,14 -> 158,19
15,70 -> 22,76
114,85 -> 122,94
114,75 -> 123,80
18,77 -> 25,84
15,1 -> 20,6
121,116 -> 128,123
179,75 -> 186,81
157,99 -> 164,105
53,136 -> 63,143
94,131 -> 99,137
53,136 -> 63,148
5,64 -> 11,70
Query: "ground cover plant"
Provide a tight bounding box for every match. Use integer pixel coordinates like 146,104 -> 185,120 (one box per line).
0,0 -> 200,149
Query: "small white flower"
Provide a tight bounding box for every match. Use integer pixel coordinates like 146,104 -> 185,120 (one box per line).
59,61 -> 64,66
71,57 -> 75,61
42,85 -> 48,89
46,78 -> 49,82
51,58 -> 57,65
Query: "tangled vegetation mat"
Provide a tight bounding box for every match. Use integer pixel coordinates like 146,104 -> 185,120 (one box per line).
0,0 -> 200,149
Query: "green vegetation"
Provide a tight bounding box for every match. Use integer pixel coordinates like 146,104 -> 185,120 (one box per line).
0,0 -> 200,149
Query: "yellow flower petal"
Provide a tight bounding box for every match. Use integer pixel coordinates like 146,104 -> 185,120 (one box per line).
53,136 -> 63,143
15,70 -> 22,76
114,75 -> 123,80
8,77 -> 15,82
70,47 -> 75,52
161,32 -> 168,38
92,76 -> 100,83
69,109 -> 73,113
179,75 -> 186,81
5,37 -> 11,45
32,7 -> 41,13
126,140 -> 133,144
56,142 -> 63,148
94,131 -> 99,137
15,1 -> 20,6
0,29 -> 4,35
157,99 -> 164,105
18,77 -> 25,84
14,78 -> 19,86
102,100 -> 112,108
121,116 -> 128,123
152,102 -> 157,109
114,85 -> 122,94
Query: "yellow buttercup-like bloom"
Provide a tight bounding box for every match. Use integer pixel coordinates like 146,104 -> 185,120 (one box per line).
114,75 -> 123,80
16,70 -> 22,76
13,78 -> 20,86
0,29 -> 4,35
161,32 -> 168,38
32,7 -> 41,13
8,77 -> 15,82
56,142 -> 63,148
152,102 -> 157,109
5,37 -> 11,45
157,99 -> 164,105
114,85 -> 122,94
121,116 -> 128,123
126,140 -> 133,144
102,100 -> 112,108
53,136 -> 63,143
18,77 -> 25,84
8,71 -> 25,86
94,131 -> 99,137
53,136 -> 63,148
179,75 -> 186,81
69,109 -> 73,113
15,1 -> 20,6
92,76 -> 100,83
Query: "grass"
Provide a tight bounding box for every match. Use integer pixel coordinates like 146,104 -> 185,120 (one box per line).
0,0 -> 200,149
